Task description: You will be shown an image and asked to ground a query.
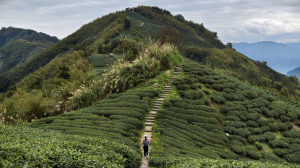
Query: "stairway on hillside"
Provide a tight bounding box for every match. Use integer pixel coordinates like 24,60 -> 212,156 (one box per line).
140,66 -> 182,168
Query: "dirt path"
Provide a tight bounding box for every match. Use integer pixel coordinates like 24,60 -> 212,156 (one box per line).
140,67 -> 181,168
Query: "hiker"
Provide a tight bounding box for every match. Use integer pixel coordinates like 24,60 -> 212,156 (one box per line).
142,135 -> 150,159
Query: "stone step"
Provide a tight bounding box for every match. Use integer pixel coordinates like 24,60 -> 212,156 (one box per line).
152,105 -> 160,108
153,104 -> 161,107
147,114 -> 155,117
161,94 -> 168,96
146,116 -> 155,119
145,119 -> 155,122
153,101 -> 162,104
143,130 -> 153,132
156,98 -> 164,101
151,108 -> 159,111
145,122 -> 154,126
150,111 -> 157,114
160,96 -> 167,98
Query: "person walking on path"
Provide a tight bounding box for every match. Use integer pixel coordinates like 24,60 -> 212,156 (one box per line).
142,135 -> 150,159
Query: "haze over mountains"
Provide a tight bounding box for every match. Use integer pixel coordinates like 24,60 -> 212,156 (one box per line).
232,41 -> 300,74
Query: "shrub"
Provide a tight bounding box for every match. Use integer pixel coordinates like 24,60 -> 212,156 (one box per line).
228,135 -> 247,144
261,126 -> 270,133
273,148 -> 289,157
183,90 -> 204,100
264,132 -> 276,142
246,150 -> 261,160
224,121 -> 247,128
280,115 -> 290,122
283,130 -> 300,138
231,145 -> 245,155
284,152 -> 300,164
269,140 -> 290,148
176,84 -> 190,90
219,105 -> 232,114
261,152 -> 279,162
247,128 -> 263,135
277,123 -> 289,131
246,113 -> 260,121
210,93 -> 226,104
248,135 -> 264,144
246,121 -> 259,128
254,142 -> 263,150
225,116 -> 240,121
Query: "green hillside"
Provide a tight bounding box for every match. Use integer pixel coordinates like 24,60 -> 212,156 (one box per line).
0,27 -> 59,48
149,61 -> 300,166
0,39 -> 48,74
1,6 -> 300,167
0,27 -> 59,75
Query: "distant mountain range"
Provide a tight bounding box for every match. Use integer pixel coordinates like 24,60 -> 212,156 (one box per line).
0,27 -> 59,74
232,41 -> 300,74
286,42 -> 300,48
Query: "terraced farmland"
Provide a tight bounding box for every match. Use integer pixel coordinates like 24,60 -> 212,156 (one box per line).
149,61 -> 300,167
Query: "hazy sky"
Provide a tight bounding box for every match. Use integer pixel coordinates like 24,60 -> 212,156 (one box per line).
1,0 -> 299,44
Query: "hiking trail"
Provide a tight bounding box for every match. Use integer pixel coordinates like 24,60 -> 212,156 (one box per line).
140,66 -> 182,168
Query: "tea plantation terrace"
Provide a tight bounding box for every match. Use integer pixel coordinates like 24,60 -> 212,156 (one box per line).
141,66 -> 182,168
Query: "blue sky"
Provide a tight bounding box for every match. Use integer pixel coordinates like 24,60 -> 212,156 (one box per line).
1,0 -> 299,44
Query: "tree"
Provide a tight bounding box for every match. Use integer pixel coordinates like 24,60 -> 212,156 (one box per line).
155,25 -> 188,51
131,27 -> 137,36
226,42 -> 233,49
98,44 -> 103,54
59,66 -> 70,80
124,19 -> 130,29
175,14 -> 185,22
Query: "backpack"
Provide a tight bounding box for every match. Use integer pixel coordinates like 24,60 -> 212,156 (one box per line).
143,139 -> 149,147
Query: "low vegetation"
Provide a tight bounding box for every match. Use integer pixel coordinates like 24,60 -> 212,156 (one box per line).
184,46 -> 300,101
150,61 -> 300,166
0,123 -> 139,167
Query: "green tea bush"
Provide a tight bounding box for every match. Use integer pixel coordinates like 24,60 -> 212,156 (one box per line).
246,120 -> 259,128
231,145 -> 246,155
248,128 -> 263,135
283,151 -> 300,164
283,130 -> 300,138
248,135 -> 265,144
246,150 -> 261,160
261,152 -> 279,162
269,140 -> 290,148
264,132 -> 276,142
183,90 -> 204,100
176,84 -> 190,90
225,116 -> 240,121
280,115 -> 290,122
0,126 -> 140,168
273,148 -> 289,157
228,135 -> 247,144
210,93 -> 227,104
224,121 -> 247,128
246,113 -> 260,121
254,142 -> 263,150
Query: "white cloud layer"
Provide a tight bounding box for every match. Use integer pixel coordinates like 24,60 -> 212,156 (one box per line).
0,0 -> 299,43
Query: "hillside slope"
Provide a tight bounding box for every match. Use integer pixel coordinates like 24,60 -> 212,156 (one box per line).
0,13 -> 127,92
0,27 -> 58,48
150,60 -> 300,166
0,39 -> 48,74
232,41 -> 300,74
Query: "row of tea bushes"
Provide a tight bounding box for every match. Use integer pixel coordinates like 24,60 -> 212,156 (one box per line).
150,61 -> 300,165
179,62 -> 300,163
30,89 -> 159,150
0,124 -> 140,167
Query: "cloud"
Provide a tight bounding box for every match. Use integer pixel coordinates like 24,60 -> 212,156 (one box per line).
0,0 -> 299,43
